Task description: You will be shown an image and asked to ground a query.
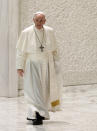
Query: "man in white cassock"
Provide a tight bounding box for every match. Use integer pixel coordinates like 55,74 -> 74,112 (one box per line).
16,12 -> 62,125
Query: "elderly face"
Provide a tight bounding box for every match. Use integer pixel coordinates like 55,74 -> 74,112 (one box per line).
33,14 -> 46,29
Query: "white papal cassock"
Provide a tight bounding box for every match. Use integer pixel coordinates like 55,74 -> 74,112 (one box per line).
16,25 -> 62,120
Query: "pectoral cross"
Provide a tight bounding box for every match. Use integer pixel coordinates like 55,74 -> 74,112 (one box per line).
40,44 -> 44,52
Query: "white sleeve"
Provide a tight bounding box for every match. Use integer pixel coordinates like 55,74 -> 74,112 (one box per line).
16,31 -> 27,70
51,30 -> 60,61
16,49 -> 26,70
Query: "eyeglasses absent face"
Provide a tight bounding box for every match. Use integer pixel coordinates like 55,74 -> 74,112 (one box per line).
33,14 -> 46,29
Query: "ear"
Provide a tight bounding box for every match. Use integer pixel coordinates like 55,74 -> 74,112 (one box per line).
33,18 -> 35,23
43,19 -> 46,24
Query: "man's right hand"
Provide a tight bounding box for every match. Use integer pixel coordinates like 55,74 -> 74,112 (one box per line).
17,69 -> 24,77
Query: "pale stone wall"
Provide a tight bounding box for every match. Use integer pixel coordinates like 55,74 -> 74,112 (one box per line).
0,0 -> 18,96
19,0 -> 97,86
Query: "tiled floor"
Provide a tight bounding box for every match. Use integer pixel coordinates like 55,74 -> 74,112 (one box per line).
0,84 -> 97,131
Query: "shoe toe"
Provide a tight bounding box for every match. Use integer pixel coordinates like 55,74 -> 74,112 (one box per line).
32,119 -> 43,125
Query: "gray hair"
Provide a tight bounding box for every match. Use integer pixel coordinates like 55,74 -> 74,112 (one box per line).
33,11 -> 45,19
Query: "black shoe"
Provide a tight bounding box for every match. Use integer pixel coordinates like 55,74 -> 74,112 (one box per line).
36,112 -> 45,120
32,119 -> 43,125
27,117 -> 36,121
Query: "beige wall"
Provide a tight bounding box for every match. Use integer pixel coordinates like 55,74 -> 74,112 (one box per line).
0,0 -> 18,97
19,0 -> 97,86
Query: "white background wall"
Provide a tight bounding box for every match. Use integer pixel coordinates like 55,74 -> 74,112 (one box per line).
0,0 -> 9,96
19,0 -> 97,86
0,0 -> 18,97
0,0 -> 97,97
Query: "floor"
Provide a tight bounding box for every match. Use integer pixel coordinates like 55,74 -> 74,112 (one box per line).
0,84 -> 97,131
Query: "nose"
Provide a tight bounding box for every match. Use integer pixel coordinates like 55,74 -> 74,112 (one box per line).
38,21 -> 41,24
38,20 -> 42,24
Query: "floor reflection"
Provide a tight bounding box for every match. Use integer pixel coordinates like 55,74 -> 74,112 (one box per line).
26,125 -> 46,131
0,85 -> 97,131
26,120 -> 71,131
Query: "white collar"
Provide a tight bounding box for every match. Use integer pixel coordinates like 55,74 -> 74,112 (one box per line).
34,25 -> 44,32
